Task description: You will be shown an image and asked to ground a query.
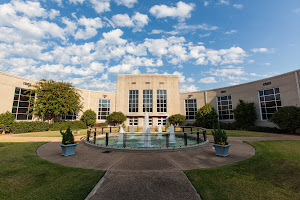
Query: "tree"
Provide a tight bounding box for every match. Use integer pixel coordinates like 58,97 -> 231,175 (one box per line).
195,104 -> 218,128
31,80 -> 82,123
269,106 -> 300,134
0,111 -> 15,133
107,112 -> 127,126
81,109 -> 96,127
168,114 -> 185,126
233,100 -> 257,129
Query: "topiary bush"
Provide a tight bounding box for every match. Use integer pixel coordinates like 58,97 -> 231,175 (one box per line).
107,112 -> 127,126
212,123 -> 228,145
233,100 -> 257,130
0,111 -> 15,133
11,121 -> 50,134
80,109 -> 96,127
50,121 -> 86,131
269,106 -> 300,134
194,104 -> 218,129
60,127 -> 75,145
168,114 -> 185,126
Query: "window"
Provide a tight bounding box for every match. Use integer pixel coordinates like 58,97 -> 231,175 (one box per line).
258,88 -> 282,120
61,112 -> 77,121
143,90 -> 153,112
128,117 -> 138,126
98,99 -> 110,120
12,87 -> 34,120
157,90 -> 167,112
129,90 -> 139,112
217,95 -> 234,120
143,117 -> 153,126
185,99 -> 197,120
157,117 -> 167,126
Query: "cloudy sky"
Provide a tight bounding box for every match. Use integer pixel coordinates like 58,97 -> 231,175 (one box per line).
0,0 -> 299,92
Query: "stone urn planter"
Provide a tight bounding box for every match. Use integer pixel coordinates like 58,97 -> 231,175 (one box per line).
60,143 -> 78,156
213,143 -> 231,157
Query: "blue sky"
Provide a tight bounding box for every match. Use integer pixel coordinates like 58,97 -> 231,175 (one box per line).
0,0 -> 299,92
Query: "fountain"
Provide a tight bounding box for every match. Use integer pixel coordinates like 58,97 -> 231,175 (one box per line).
140,112 -> 152,147
169,124 -> 176,144
117,126 -> 125,145
156,125 -> 163,139
129,124 -> 135,139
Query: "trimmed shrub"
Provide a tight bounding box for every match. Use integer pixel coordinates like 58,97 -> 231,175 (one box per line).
80,109 -> 96,127
233,100 -> 257,130
50,121 -> 86,131
194,104 -> 218,129
269,106 -> 300,134
212,123 -> 228,145
0,111 -> 15,132
168,114 -> 185,126
107,112 -> 127,126
11,121 -> 50,134
61,127 -> 75,145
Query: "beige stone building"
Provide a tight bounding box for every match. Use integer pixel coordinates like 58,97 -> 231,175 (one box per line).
0,69 -> 299,127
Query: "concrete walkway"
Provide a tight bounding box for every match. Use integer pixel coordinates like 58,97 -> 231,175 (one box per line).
3,133 -> 300,200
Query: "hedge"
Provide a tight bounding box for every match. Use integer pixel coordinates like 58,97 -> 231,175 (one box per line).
11,121 -> 50,134
49,121 -> 86,131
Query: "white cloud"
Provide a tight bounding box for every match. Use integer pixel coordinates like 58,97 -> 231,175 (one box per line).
12,0 -> 46,18
112,14 -> 134,27
173,71 -> 185,82
179,84 -> 198,93
219,0 -> 229,5
69,0 -> 85,4
146,68 -> 158,73
144,38 -> 169,57
174,22 -> 218,32
209,66 -> 245,77
225,30 -> 237,34
111,12 -> 149,32
251,48 -> 272,53
292,8 -> 300,14
204,1 -> 209,6
114,0 -> 138,8
74,16 -> 103,40
233,4 -> 243,9
150,1 -> 195,20
102,29 -> 127,44
198,77 -> 217,83
187,77 -> 194,82
48,9 -> 60,20
90,0 -> 110,13
108,64 -> 135,73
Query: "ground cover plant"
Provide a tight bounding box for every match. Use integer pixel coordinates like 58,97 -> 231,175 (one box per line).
185,141 -> 300,200
0,142 -> 105,200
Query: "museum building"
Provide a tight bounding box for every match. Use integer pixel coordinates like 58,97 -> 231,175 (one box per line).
0,69 -> 299,128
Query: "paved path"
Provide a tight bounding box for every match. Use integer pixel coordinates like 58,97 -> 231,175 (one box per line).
3,133 -> 300,200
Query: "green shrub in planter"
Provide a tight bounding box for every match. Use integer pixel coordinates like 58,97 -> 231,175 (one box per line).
11,121 -> 50,134
80,109 -> 96,127
212,123 -> 228,145
50,121 -> 86,131
0,111 -> 15,133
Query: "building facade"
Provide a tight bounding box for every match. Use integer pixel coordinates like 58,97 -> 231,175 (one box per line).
0,70 -> 299,127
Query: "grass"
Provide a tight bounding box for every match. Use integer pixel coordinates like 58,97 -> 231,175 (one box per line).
15,129 -> 88,137
185,140 -> 300,200
0,142 -> 105,200
206,129 -> 276,137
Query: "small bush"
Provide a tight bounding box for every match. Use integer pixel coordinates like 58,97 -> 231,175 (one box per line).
80,109 -> 96,127
11,121 -> 50,134
50,121 -> 86,131
0,111 -> 15,132
269,106 -> 300,134
107,112 -> 127,126
61,127 -> 75,145
212,123 -> 228,145
168,114 -> 185,126
233,100 -> 257,129
194,104 -> 218,129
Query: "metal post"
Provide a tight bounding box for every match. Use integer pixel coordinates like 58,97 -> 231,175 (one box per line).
184,132 -> 187,146
87,128 -> 90,142
123,133 -> 126,148
106,132 -> 108,146
190,127 -> 192,134
197,130 -> 200,144
93,131 -> 96,144
182,127 -> 185,133
166,134 -> 170,148
203,129 -> 207,141
102,127 -> 104,133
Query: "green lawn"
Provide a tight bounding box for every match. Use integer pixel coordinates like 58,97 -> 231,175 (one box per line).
185,141 -> 300,200
206,129 -> 276,137
15,129 -> 88,137
0,142 -> 105,200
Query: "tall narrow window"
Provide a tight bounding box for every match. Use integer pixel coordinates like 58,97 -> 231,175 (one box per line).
157,90 -> 167,112
217,95 -> 233,120
143,90 -> 153,112
12,87 -> 34,120
258,88 -> 282,120
129,90 -> 138,112
185,99 -> 197,120
98,99 -> 110,120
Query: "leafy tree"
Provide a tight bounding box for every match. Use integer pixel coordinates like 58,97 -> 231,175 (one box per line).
195,104 -> 218,128
269,106 -> 300,134
107,112 -> 127,126
233,100 -> 257,129
81,109 -> 96,127
31,80 -> 82,123
0,111 -> 15,133
168,114 -> 185,126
